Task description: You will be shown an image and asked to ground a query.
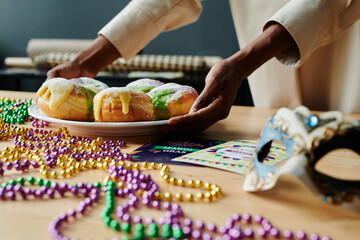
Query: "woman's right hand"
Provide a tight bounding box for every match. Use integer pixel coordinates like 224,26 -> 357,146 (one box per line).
46,35 -> 121,80
46,60 -> 95,80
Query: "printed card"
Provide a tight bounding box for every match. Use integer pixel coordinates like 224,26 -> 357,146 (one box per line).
172,140 -> 287,174
130,136 -> 225,165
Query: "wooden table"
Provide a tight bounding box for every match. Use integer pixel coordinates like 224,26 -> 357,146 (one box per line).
0,90 -> 359,240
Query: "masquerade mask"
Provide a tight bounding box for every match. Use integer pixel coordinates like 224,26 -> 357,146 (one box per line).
244,106 -> 360,205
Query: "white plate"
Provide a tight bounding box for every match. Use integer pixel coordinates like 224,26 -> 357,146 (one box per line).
28,104 -> 168,136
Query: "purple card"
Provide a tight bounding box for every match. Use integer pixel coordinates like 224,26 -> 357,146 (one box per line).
130,136 -> 225,165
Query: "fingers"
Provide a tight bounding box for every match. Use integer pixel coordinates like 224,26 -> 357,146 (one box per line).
190,76 -> 221,113
46,61 -> 85,80
190,94 -> 208,113
162,97 -> 230,132
46,67 -> 63,80
161,113 -> 206,132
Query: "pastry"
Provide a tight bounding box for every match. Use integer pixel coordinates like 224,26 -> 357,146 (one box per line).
147,83 -> 198,120
93,87 -> 154,122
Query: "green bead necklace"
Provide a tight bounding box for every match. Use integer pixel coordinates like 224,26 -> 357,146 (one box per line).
0,97 -> 32,124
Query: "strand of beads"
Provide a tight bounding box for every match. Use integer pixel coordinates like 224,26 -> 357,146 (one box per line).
101,163 -> 188,239
0,97 -> 32,124
30,116 -> 50,128
120,162 -> 223,202
0,174 -> 332,239
0,123 -> 129,179
155,162 -> 222,202
103,180 -> 186,240
0,176 -> 102,202
0,176 -> 102,239
101,164 -> 332,240
48,184 -> 102,240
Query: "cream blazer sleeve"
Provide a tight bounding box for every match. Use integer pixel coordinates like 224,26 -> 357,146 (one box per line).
98,0 -> 203,60
264,0 -> 360,67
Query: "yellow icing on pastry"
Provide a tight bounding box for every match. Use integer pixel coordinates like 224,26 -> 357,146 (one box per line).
37,78 -> 75,110
119,92 -> 131,114
93,88 -> 132,121
45,89 -> 51,98
93,91 -> 105,121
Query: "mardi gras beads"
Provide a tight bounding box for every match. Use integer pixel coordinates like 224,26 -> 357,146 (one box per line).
134,162 -> 221,202
0,97 -> 32,124
101,166 -> 332,240
110,161 -> 222,203
30,116 -> 50,128
1,123 -> 129,179
0,173 -> 332,239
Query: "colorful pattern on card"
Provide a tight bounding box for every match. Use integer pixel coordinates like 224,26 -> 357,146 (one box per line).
172,140 -> 287,174
130,136 -> 225,165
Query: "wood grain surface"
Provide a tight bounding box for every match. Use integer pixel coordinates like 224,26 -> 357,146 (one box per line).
0,90 -> 359,240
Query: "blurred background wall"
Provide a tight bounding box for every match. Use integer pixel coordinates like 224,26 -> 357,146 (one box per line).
0,0 -> 253,105
0,0 -> 239,63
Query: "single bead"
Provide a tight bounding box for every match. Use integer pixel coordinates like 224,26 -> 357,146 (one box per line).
297,230 -> 307,240
110,220 -> 120,231
150,162 -> 157,169
270,228 -> 280,238
196,220 -> 205,230
187,180 -> 195,187
283,230 -> 294,239
15,177 -> 25,186
164,192 -> 172,201
147,223 -> 159,238
185,193 -> 194,202
173,227 -> 184,239
197,192 -> 204,201
204,192 -> 212,201
142,162 -> 149,168
207,223 -> 217,232
310,234 -> 321,240
228,227 -> 243,239
244,228 -> 254,238
9,179 -> 17,186
204,182 -> 212,190
192,230 -> 202,239
257,228 -> 267,238
162,224 -> 172,239
175,193 -> 183,201
36,178 -> 44,186
254,215 -> 263,224
169,177 -> 177,185
195,180 -> 203,187
177,179 -> 186,186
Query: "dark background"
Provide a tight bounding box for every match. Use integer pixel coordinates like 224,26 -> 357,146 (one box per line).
0,0 -> 253,105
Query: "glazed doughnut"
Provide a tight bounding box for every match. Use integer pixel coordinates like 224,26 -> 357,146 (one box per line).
37,78 -> 96,121
147,83 -> 198,120
126,78 -> 164,93
70,77 -> 109,93
93,87 -> 154,122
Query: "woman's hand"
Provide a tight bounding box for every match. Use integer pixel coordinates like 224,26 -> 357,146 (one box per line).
46,35 -> 121,80
163,58 -> 245,132
162,23 -> 296,133
47,60 -> 95,79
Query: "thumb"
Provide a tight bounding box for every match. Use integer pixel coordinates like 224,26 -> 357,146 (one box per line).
190,81 -> 219,113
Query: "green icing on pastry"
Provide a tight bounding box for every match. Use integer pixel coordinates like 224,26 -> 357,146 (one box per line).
86,98 -> 94,121
78,86 -> 96,98
148,88 -> 172,120
76,86 -> 96,121
128,85 -> 154,93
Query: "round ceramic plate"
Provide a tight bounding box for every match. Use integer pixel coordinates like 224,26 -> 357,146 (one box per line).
28,104 -> 168,136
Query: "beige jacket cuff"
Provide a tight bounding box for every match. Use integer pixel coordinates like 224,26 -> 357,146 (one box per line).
98,0 -> 202,61
264,0 -> 352,68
